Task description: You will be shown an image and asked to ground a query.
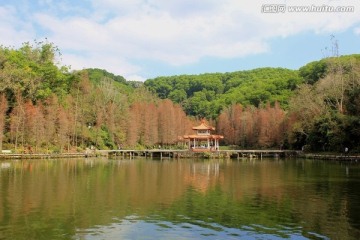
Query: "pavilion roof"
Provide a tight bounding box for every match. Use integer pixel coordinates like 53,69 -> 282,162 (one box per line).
192,120 -> 215,131
183,135 -> 224,140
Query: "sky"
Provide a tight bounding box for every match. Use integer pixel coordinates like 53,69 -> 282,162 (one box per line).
1,0 -> 360,81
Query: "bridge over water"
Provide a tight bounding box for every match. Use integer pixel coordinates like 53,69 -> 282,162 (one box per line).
94,149 -> 299,159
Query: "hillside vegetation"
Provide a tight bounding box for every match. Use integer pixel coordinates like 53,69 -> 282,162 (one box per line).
145,68 -> 302,119
144,54 -> 360,152
0,41 -> 359,152
0,42 -> 194,153
289,54 -> 360,151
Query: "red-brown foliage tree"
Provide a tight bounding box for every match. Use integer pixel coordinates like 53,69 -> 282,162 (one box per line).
127,102 -> 142,147
43,95 -> 59,151
23,100 -> 45,153
0,94 -> 7,151
217,106 -> 235,145
57,106 -> 70,152
217,102 -> 286,148
9,93 -> 26,152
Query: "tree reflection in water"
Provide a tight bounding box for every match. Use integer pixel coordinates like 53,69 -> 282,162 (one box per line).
0,158 -> 359,239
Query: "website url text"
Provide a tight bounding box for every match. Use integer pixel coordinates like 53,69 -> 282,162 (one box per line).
261,4 -> 355,13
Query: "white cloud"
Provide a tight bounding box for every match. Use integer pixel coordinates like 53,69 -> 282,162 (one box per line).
126,75 -> 146,82
354,27 -> 360,35
62,52 -> 141,78
1,0 -> 360,79
0,6 -> 35,47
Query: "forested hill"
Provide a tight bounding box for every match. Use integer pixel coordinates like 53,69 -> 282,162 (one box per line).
144,54 -> 360,119
144,67 -> 302,119
1,42 -> 360,152
0,42 -> 195,152
86,68 -> 144,90
299,54 -> 360,84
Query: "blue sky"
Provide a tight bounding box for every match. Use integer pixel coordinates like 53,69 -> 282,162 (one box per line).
1,0 -> 360,81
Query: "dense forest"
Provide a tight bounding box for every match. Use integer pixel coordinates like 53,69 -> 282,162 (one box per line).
0,42 -> 195,153
145,68 -> 302,119
288,54 -> 360,151
145,54 -> 360,152
0,42 -> 359,153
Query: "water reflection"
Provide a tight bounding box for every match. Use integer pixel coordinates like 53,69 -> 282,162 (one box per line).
0,158 -> 359,239
74,216 -> 310,240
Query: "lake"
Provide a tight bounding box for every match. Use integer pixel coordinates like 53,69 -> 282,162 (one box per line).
0,158 -> 359,239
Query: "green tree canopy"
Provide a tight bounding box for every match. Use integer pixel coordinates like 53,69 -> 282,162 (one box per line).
145,68 -> 302,119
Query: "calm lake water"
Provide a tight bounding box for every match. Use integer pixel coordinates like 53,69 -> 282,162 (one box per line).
0,158 -> 359,240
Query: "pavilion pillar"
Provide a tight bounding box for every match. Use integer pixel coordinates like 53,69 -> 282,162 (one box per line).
207,138 -> 210,149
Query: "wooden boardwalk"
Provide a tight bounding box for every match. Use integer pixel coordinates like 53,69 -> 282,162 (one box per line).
1,149 -> 292,160
95,149 -> 360,161
1,149 -> 358,162
0,153 -> 86,159
95,149 -> 299,159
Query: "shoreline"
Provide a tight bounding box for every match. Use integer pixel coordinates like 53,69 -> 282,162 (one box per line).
299,153 -> 360,162
0,152 -> 87,159
0,150 -> 359,162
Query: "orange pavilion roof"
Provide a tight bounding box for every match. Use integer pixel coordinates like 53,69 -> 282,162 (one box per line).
192,120 -> 215,131
183,135 -> 224,140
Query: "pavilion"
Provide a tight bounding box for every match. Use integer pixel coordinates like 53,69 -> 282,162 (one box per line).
183,120 -> 224,152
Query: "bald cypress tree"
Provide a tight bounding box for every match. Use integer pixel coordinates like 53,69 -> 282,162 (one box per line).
0,94 -> 7,151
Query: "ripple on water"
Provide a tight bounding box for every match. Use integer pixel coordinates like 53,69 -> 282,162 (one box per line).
73,215 -> 330,240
